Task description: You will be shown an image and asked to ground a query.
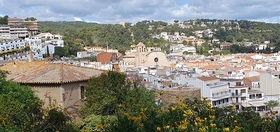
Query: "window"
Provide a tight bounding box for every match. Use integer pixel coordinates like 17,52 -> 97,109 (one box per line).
80,86 -> 85,99
213,101 -> 216,106
241,89 -> 246,93
236,82 -> 241,86
236,97 -> 238,103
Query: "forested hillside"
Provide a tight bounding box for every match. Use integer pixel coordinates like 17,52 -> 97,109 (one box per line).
39,19 -> 280,56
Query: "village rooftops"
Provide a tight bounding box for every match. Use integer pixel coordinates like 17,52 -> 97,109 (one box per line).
197,76 -> 219,81
244,76 -> 259,82
0,61 -> 103,84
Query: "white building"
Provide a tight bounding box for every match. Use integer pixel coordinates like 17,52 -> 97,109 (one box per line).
181,46 -> 196,53
29,42 -> 55,55
77,51 -> 96,58
187,76 -> 231,108
0,50 -> 43,61
265,53 -> 280,62
0,39 -> 25,53
259,71 -> 280,101
45,39 -> 64,47
25,37 -> 42,44
36,33 -> 64,47
170,44 -> 196,54
0,25 -> 12,39
36,33 -> 55,40
10,26 -> 28,38
0,25 -> 28,39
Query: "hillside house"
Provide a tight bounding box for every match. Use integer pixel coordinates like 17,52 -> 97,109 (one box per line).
0,61 -> 103,119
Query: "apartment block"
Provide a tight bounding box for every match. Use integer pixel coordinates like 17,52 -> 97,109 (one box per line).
259,71 -> 280,101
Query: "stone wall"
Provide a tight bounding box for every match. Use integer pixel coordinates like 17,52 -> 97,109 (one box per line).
158,87 -> 201,109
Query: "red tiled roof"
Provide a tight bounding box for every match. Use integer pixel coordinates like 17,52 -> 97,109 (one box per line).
97,52 -> 114,64
0,61 -> 103,84
244,76 -> 259,82
201,64 -> 220,70
198,76 -> 219,81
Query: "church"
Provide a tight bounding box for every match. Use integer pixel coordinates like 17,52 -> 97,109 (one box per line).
122,42 -> 170,68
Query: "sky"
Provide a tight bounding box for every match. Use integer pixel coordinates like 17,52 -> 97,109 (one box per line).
1,0 -> 280,24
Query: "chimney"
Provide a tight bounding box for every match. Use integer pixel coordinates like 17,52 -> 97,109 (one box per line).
28,50 -> 33,62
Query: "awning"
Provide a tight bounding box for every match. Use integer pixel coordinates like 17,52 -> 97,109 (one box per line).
241,103 -> 252,107
249,101 -> 266,107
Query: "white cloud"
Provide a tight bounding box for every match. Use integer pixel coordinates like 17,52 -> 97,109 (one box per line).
1,0 -> 280,23
74,17 -> 82,21
85,19 -> 100,24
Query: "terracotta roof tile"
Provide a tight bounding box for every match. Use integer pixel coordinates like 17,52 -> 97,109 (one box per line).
201,64 -> 220,70
97,52 -> 116,64
0,61 -> 103,84
244,76 -> 259,82
198,76 -> 219,81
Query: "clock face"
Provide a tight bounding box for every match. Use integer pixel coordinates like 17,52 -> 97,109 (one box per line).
154,57 -> 159,62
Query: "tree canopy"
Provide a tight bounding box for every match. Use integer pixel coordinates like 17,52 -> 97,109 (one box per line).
80,71 -> 156,118
0,70 -> 76,131
0,15 -> 8,25
108,98 -> 280,132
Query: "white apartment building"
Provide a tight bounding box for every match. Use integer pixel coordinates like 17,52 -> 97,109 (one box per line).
260,71 -> 280,101
36,33 -> 55,40
170,44 -> 196,54
36,33 -> 64,47
246,90 -> 265,111
10,26 -> 28,38
230,86 -> 249,110
29,42 -> 55,55
25,37 -> 42,44
187,76 -> 231,108
0,39 -> 25,53
220,74 -> 265,110
0,50 -> 43,61
0,25 -> 28,39
0,25 -> 11,39
45,39 -> 64,47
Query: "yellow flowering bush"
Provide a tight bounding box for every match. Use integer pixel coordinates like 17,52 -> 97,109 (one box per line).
107,97 -> 280,132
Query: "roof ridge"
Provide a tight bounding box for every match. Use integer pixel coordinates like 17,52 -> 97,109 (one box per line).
59,63 -> 64,83
19,61 -> 48,76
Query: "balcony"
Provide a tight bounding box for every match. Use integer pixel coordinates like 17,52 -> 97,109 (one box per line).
248,97 -> 264,101
208,82 -> 228,89
214,102 -> 232,108
212,92 -> 231,100
232,93 -> 242,97
232,93 -> 247,97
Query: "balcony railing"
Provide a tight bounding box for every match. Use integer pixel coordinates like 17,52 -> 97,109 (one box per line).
208,83 -> 228,89
232,93 -> 242,97
212,93 -> 231,99
232,93 -> 246,96
214,102 -> 232,108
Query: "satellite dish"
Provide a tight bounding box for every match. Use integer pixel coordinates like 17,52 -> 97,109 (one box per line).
154,57 -> 159,62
